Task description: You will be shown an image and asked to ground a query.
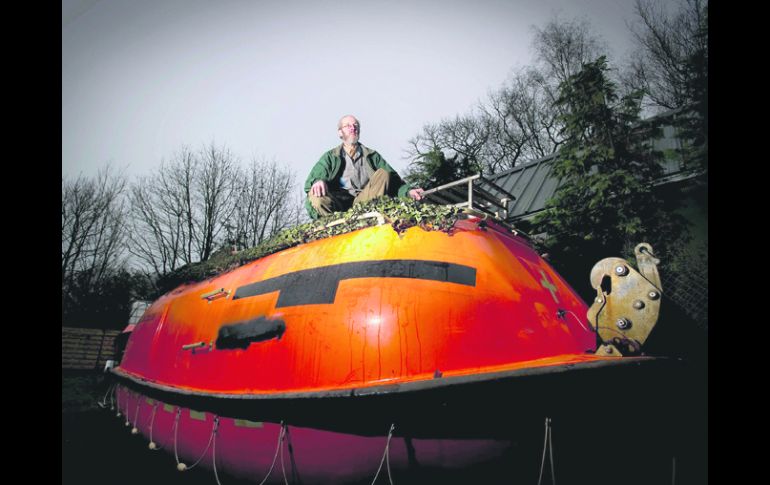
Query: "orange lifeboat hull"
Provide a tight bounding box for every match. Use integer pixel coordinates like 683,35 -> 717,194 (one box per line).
116,218 -> 603,397
109,216 -> 678,481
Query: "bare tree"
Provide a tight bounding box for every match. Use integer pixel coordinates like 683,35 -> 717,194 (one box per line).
195,143 -> 239,261
531,16 -> 608,86
129,143 -> 303,281
480,66 -> 568,171
225,157 -> 299,251
478,95 -> 527,173
128,147 -> 196,275
128,143 -> 238,277
404,16 -> 611,183
623,0 -> 708,113
62,166 -> 129,297
407,67 -> 569,176
405,114 -> 487,179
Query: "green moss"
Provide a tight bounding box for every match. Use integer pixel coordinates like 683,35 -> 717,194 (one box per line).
157,198 -> 467,295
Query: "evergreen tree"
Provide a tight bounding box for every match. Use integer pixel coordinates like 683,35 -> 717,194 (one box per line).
529,56 -> 687,291
62,269 -> 154,330
404,147 -> 480,189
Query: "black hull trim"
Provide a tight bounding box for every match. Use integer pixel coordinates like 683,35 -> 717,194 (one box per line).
111,357 -> 684,439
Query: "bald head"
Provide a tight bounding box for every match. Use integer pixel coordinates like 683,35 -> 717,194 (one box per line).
337,115 -> 360,145
337,115 -> 359,130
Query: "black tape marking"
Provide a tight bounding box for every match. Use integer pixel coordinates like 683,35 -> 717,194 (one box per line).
216,317 -> 286,350
233,260 -> 476,308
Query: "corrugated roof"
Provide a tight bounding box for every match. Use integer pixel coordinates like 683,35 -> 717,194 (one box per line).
489,154 -> 560,221
487,112 -> 697,223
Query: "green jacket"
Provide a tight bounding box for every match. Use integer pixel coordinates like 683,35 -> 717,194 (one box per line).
304,143 -> 412,219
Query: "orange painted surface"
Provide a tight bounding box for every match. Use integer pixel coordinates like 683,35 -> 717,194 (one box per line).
119,218 -> 597,395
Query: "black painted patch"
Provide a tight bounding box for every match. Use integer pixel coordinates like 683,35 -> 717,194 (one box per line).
233,260 -> 476,308
216,317 -> 286,350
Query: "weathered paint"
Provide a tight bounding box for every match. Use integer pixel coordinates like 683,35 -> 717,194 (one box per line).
117,218 -> 596,396
189,410 -> 206,421
233,419 -> 263,428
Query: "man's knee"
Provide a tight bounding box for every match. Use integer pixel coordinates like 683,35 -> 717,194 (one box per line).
370,168 -> 393,189
356,169 -> 392,203
308,194 -> 330,213
308,191 -> 351,216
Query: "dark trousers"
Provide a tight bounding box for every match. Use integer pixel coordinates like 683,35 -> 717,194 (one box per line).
308,168 -> 393,217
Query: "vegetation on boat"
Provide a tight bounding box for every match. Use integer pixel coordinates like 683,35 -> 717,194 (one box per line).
156,198 -> 468,294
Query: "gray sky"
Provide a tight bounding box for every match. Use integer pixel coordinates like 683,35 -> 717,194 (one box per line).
62,0 -> 641,186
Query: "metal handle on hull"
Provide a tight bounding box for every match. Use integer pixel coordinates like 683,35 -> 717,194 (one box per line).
201,288 -> 231,302
182,341 -> 208,351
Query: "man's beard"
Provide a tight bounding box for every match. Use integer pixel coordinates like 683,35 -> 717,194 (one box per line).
343,134 -> 359,145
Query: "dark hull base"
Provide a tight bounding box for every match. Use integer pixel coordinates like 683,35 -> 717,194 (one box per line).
111,357 -> 686,440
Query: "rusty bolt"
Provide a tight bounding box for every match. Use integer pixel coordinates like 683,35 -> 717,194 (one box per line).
615,265 -> 629,276
648,291 -> 660,300
605,346 -> 613,354
633,300 -> 645,310
616,318 -> 631,330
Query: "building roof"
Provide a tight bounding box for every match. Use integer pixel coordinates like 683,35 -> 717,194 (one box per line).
487,110 -> 700,222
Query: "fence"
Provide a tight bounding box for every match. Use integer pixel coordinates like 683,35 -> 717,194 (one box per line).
660,256 -> 708,331
62,327 -> 121,370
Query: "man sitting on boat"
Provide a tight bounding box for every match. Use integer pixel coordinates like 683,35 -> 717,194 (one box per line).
304,114 -> 425,219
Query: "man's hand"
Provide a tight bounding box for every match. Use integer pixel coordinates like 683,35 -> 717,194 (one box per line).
311,180 -> 328,197
408,188 -> 425,201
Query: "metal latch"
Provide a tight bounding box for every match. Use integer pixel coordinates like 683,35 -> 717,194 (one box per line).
587,243 -> 663,356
